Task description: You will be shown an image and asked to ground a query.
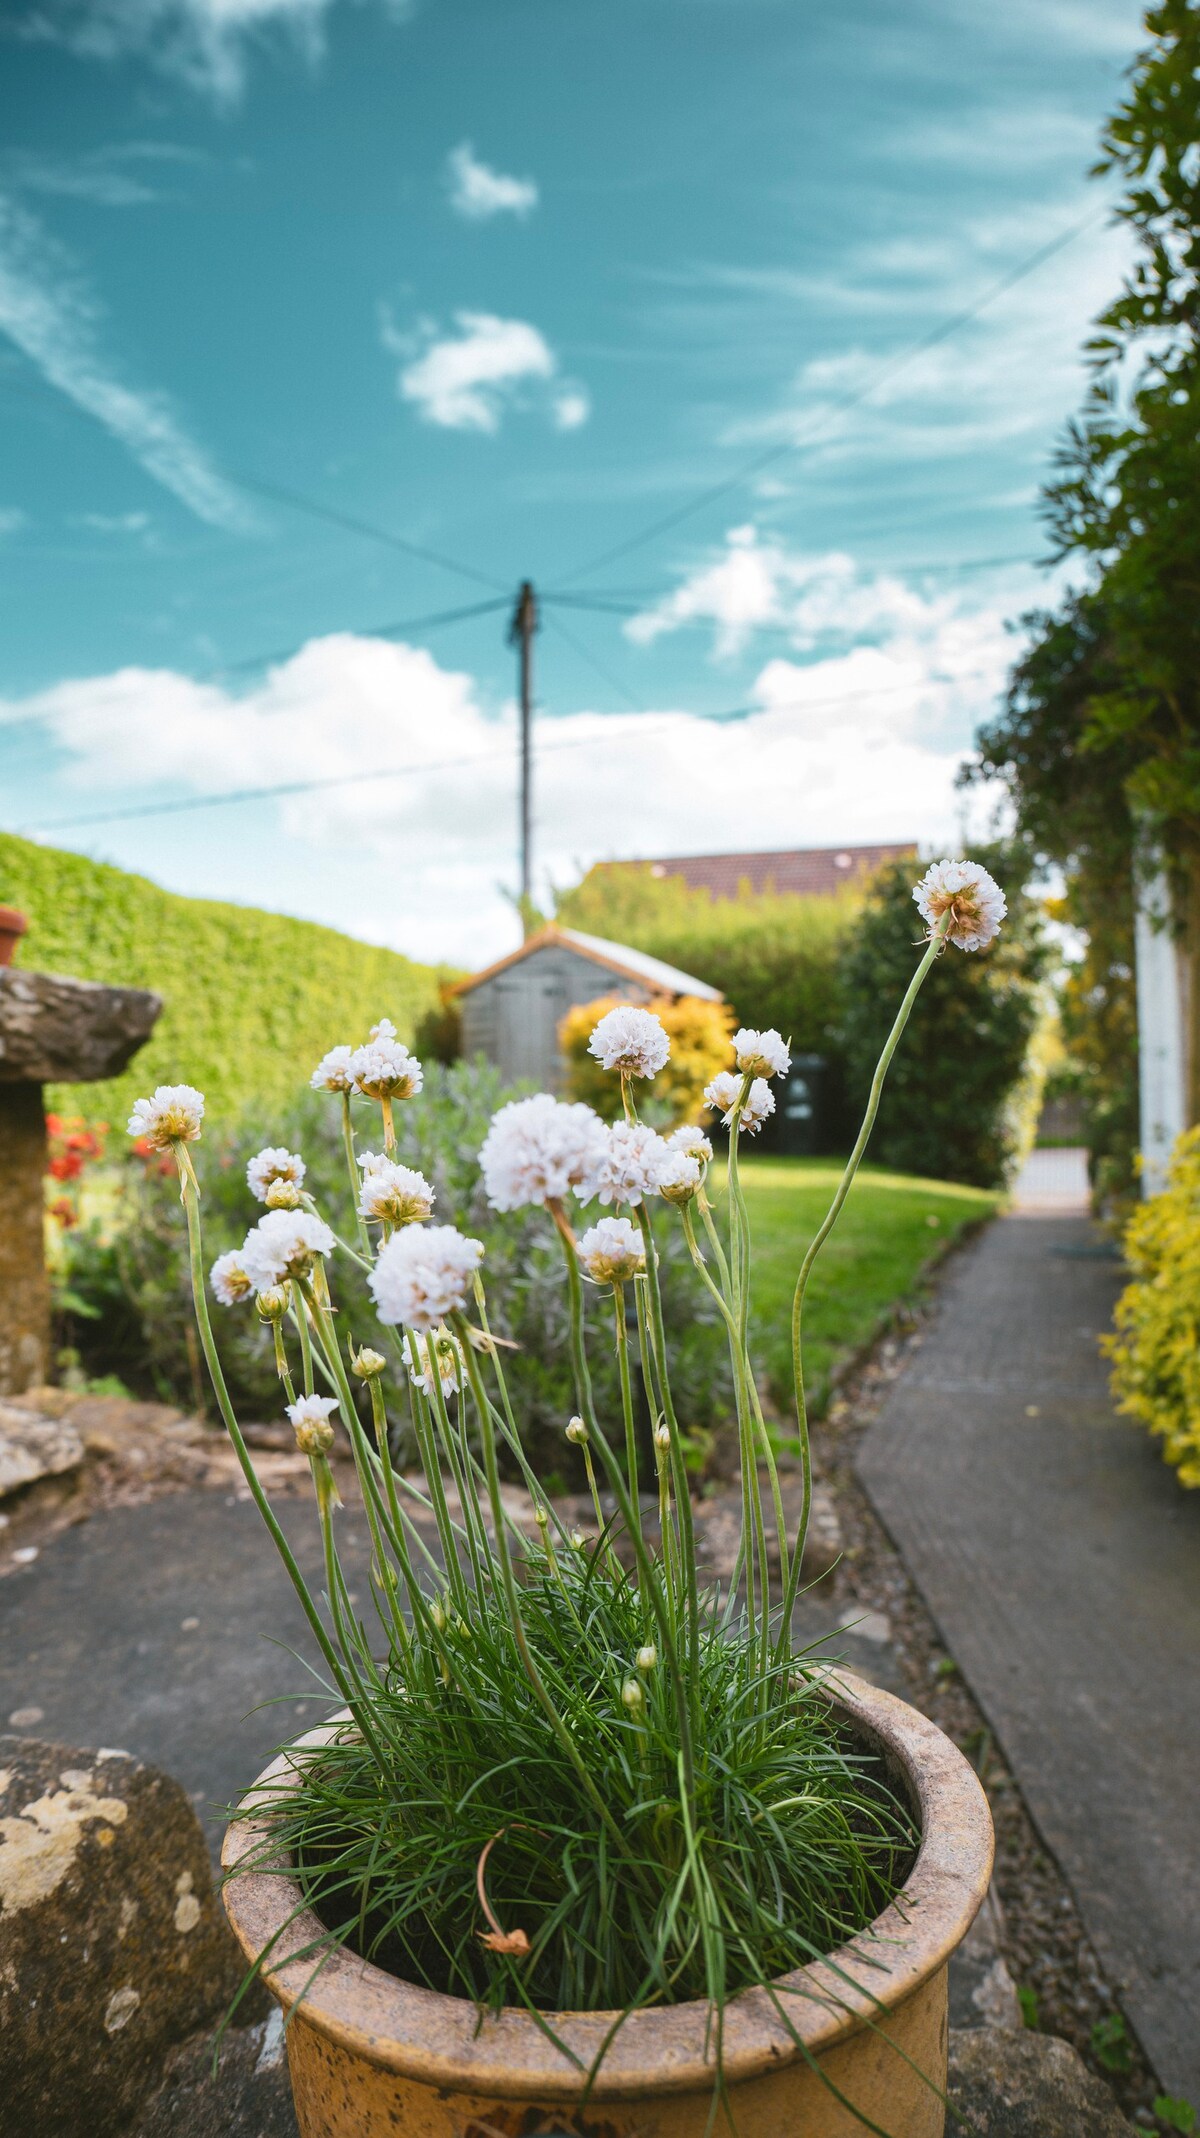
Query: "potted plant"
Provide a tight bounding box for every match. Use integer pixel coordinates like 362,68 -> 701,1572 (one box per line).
0,904 -> 28,967
133,857 -> 1006,2137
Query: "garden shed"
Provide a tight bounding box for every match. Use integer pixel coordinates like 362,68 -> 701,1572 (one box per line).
456,925 -> 721,1090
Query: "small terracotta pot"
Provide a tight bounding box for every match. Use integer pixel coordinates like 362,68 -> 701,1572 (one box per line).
223,1673 -> 992,2138
0,906 -> 28,968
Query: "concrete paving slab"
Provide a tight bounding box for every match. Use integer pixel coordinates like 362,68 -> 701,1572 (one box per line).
858,1212 -> 1200,2101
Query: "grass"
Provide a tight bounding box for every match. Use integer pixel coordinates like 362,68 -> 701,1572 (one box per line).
721,1156 -> 1000,1413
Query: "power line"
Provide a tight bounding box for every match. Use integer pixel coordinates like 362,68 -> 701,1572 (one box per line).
27,665 -> 998,834
230,473 -> 508,592
556,207 -> 1106,587
543,608 -> 645,713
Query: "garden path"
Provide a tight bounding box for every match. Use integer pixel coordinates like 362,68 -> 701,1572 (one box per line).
858,1174 -> 1200,2103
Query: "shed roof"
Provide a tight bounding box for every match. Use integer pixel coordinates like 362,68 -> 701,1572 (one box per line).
454,924 -> 721,1002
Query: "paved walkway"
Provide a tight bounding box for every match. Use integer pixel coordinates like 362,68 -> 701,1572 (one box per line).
859,1202 -> 1200,2101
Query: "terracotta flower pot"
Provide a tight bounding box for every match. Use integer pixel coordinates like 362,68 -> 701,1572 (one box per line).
223,1673 -> 991,2137
0,906 -> 28,968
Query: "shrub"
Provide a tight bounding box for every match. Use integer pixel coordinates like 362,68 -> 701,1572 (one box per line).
837,849 -> 1048,1189
0,831 -> 445,1126
556,866 -> 855,1073
1104,1126 -> 1200,1487
59,1061 -> 733,1465
559,993 -> 734,1125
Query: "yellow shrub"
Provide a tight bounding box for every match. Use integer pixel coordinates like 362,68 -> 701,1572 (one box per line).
1104,1125 -> 1200,1487
560,994 -> 735,1126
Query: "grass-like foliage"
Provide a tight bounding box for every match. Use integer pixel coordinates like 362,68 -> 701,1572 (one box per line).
238,1558 -> 914,2016
142,873 -> 994,2122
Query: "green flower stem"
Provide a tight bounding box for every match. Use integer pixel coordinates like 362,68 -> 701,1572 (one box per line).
777,917 -> 950,1656
272,1318 -> 297,1406
544,1201 -> 597,1426
721,1088 -> 775,1700
295,1291 -> 315,1397
380,1095 -> 395,1155
341,1092 -> 372,1258
633,1205 -> 700,1680
452,1318 -> 641,1865
295,1285 -> 412,1665
634,1282 -> 677,1616
420,1350 -> 490,1604
403,1367 -> 472,1619
611,1282 -> 643,1536
176,1154 -> 379,1748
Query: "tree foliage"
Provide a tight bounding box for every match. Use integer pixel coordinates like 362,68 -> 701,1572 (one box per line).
838,854 -> 1048,1189
969,2 -> 1200,1186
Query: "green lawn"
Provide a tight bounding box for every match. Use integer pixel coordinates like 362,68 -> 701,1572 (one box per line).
717,1156 -> 1000,1416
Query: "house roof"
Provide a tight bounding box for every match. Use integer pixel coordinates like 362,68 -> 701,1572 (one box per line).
619,841 -> 916,900
454,923 -> 721,1002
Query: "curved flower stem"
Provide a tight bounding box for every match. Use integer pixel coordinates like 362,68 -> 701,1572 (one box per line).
176,1156 -> 381,1752
272,1319 -> 297,1406
776,918 -> 950,1658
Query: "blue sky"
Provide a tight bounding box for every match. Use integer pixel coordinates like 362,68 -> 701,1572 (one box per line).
0,0 -> 1146,965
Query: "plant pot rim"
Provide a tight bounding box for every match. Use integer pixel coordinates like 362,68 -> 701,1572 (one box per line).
0,907 -> 27,931
221,1670 -> 992,2102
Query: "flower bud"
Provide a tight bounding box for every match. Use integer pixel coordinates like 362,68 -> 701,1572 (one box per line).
621,1677 -> 644,1712
570,1529 -> 587,1550
654,1423 -> 671,1451
534,1503 -> 550,1528
455,1616 -> 472,1641
352,1346 -> 388,1380
565,1415 -> 589,1446
255,1283 -> 290,1322
265,1177 -> 303,1211
293,1415 -> 334,1456
636,1644 -> 657,1673
429,1599 -> 447,1632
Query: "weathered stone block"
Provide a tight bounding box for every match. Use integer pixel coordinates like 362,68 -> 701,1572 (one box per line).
0,1736 -> 251,2138
133,2011 -> 299,2137
0,969 -> 161,1085
0,1403 -> 84,1499
948,2025 -> 1136,2135
0,1083 -> 51,1395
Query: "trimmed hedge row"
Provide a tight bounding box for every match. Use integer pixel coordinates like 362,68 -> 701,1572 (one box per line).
0,832 -> 442,1129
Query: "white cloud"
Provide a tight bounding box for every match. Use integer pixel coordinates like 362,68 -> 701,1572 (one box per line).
14,0 -> 381,103
9,601 -> 1007,967
0,195 -> 248,529
0,508 -> 27,535
446,142 -> 538,222
76,509 -> 152,532
384,309 -> 590,435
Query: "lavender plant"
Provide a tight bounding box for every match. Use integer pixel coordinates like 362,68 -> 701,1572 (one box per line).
130,859 -> 1005,2117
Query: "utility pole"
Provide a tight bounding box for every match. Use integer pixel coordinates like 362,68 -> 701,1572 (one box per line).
508,579 -> 538,929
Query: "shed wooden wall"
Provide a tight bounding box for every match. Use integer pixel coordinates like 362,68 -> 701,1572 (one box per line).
461,944 -> 654,1090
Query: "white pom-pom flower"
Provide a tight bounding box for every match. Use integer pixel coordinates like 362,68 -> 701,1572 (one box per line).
370,1223 -> 484,1331
577,1215 -> 646,1284
310,1045 -> 355,1093
127,1085 -> 204,1150
405,1326 -> 466,1400
241,1209 -> 335,1292
358,1159 -> 434,1226
479,1094 -> 609,1212
350,1033 -> 423,1101
669,1123 -> 713,1164
732,1028 -> 791,1080
286,1393 -> 339,1455
658,1150 -> 701,1206
588,1121 -> 671,1207
246,1146 -> 306,1203
587,1005 -> 670,1079
913,859 -> 1007,952
210,1251 -> 252,1306
704,1072 -> 775,1134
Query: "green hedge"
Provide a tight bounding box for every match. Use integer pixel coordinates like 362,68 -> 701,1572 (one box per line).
0,833 -> 442,1129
